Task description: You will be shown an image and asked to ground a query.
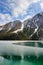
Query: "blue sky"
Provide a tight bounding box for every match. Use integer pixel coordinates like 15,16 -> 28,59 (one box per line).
0,0 -> 43,25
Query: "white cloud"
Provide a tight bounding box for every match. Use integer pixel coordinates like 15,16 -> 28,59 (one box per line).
33,0 -> 39,3
7,0 -> 39,18
0,13 -> 12,25
12,0 -> 29,17
12,0 -> 39,17
40,2 -> 43,9
0,0 -> 40,25
21,15 -> 33,22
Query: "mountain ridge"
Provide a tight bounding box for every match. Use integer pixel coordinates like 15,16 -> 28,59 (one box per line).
0,12 -> 43,40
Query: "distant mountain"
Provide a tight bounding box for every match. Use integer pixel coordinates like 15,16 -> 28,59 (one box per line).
24,12 -> 43,29
31,12 -> 43,28
23,12 -> 43,40
0,20 -> 22,32
23,18 -> 36,28
0,26 -> 3,31
0,12 -> 43,40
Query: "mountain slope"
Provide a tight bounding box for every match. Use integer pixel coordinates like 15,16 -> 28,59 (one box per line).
23,12 -> 43,40
0,12 -> 43,40
0,20 -> 22,33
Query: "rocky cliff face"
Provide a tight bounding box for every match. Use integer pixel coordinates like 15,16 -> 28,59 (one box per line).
0,20 -> 22,32
24,12 -> 43,29
23,12 -> 43,40
0,12 -> 43,40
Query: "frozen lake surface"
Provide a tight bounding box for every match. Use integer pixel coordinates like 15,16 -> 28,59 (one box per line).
0,41 -> 43,56
0,41 -> 43,65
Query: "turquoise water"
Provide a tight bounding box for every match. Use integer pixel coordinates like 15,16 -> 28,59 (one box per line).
0,41 -> 43,65
0,56 -> 43,65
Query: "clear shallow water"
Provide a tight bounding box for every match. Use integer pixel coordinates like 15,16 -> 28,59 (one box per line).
0,57 -> 43,65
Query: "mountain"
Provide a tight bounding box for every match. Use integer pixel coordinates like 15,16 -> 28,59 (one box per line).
23,18 -> 36,28
31,12 -> 43,28
24,12 -> 43,40
24,12 -> 43,29
0,20 -> 22,33
0,26 -> 3,31
0,12 -> 43,40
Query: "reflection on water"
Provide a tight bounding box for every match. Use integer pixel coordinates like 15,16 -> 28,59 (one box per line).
13,42 -> 43,48
0,41 -> 43,65
0,55 -> 43,65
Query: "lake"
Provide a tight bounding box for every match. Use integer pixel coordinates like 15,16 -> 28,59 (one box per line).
0,41 -> 43,65
0,55 -> 43,65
